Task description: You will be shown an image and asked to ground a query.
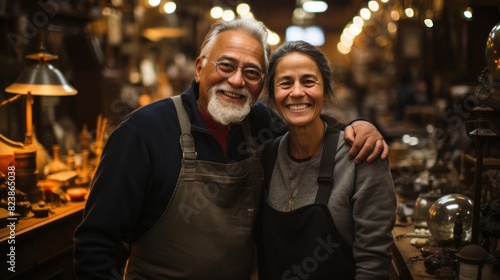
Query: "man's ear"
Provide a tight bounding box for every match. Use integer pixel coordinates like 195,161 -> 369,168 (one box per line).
194,57 -> 203,82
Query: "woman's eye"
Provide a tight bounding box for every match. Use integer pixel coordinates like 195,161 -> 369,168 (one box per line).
303,80 -> 318,87
277,82 -> 292,89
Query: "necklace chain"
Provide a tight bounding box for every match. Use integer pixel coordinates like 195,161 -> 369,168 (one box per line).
282,122 -> 326,211
283,151 -> 313,211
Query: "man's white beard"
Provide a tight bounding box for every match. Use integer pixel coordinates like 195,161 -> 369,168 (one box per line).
206,85 -> 253,125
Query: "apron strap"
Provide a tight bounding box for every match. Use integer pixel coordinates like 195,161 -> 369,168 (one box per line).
172,95 -> 197,163
241,120 -> 259,157
315,127 -> 340,205
260,136 -> 281,199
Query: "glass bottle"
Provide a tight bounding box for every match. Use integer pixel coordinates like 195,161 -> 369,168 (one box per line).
78,148 -> 90,185
78,123 -> 93,152
66,149 -> 76,170
46,144 -> 69,175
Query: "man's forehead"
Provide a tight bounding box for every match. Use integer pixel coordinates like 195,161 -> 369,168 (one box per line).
210,31 -> 265,63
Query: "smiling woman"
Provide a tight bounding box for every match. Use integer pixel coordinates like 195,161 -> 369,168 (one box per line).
256,40 -> 396,279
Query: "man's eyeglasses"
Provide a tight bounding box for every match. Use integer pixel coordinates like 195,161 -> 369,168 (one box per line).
203,56 -> 265,84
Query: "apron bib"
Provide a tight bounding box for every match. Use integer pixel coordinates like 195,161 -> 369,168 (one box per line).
257,128 -> 356,279
257,203 -> 355,280
125,96 -> 263,279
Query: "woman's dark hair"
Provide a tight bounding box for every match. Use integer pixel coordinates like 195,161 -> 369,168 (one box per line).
266,40 -> 334,102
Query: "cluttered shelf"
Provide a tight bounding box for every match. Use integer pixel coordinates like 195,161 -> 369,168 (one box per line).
0,201 -> 85,280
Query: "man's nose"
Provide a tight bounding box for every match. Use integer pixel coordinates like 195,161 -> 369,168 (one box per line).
226,68 -> 246,87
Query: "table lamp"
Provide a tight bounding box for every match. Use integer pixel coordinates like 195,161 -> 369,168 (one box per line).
4,48 -> 77,145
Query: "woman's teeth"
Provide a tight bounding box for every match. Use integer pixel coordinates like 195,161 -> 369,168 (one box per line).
287,104 -> 308,110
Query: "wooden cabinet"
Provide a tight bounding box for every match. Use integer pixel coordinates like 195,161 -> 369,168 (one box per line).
0,202 -> 85,280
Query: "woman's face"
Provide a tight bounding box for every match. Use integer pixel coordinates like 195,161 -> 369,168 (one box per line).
273,52 -> 324,128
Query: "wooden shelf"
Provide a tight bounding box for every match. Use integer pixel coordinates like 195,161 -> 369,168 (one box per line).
463,154 -> 500,170
462,153 -> 500,188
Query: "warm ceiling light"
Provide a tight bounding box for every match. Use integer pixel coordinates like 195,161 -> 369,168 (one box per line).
341,31 -> 354,42
387,22 -> 397,33
147,0 -> 160,8
348,24 -> 362,36
405,8 -> 415,18
162,1 -> 176,14
337,42 -> 351,55
210,6 -> 223,19
353,16 -> 364,27
293,7 -> 307,19
221,9 -> 235,21
302,1 -> 328,13
424,19 -> 434,28
267,31 -> 280,46
360,8 -> 371,20
391,10 -> 400,21
463,7 -> 473,19
368,0 -> 379,12
236,3 -> 250,16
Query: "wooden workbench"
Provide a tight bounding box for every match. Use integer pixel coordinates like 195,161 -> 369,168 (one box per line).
391,223 -> 500,279
0,201 -> 85,279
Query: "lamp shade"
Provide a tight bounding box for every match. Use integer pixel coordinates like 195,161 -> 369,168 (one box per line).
142,11 -> 187,42
5,51 -> 77,96
456,244 -> 493,279
3,49 -> 77,146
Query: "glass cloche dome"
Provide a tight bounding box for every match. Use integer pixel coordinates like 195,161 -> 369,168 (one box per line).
427,193 -> 473,244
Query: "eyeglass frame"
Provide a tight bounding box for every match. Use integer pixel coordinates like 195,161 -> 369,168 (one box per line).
202,56 -> 266,84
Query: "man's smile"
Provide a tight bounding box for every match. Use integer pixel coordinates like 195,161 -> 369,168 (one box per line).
219,90 -> 245,99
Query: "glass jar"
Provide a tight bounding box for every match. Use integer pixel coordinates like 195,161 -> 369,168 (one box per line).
413,190 -> 442,228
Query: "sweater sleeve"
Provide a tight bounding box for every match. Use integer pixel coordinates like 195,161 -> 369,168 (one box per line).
352,156 -> 397,279
73,122 -> 151,279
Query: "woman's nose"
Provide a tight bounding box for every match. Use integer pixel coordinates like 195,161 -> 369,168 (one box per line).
289,82 -> 306,97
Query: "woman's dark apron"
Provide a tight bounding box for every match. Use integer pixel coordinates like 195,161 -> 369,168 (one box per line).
257,129 -> 356,280
125,95 -> 263,279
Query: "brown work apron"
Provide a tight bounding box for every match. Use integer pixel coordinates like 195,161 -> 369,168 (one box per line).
125,95 -> 263,279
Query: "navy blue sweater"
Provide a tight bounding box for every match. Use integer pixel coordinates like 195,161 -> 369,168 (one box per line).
73,80 -> 286,279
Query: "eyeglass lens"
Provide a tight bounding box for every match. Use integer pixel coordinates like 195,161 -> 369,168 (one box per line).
212,60 -> 263,84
